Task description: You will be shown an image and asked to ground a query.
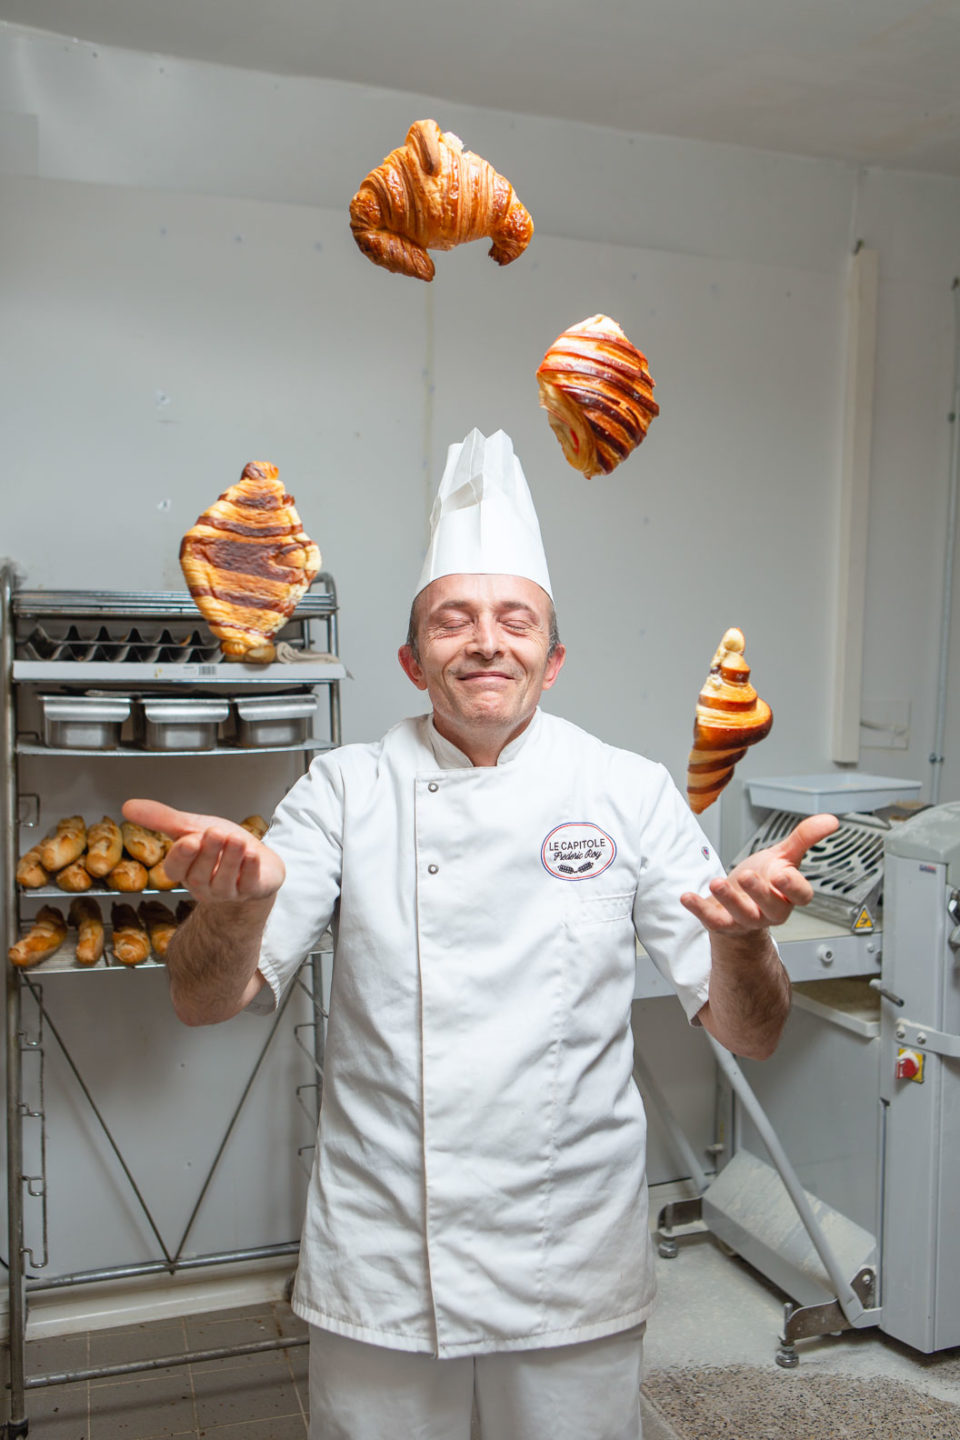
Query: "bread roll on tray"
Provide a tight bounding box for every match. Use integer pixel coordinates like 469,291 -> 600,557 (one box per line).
239,815 -> 269,840
110,904 -> 150,966
138,900 -> 177,958
16,844 -> 49,889
108,859 -> 149,893
39,816 -> 87,873
69,897 -> 105,966
85,816 -> 123,877
9,906 -> 68,968
55,859 -> 94,893
121,821 -> 167,868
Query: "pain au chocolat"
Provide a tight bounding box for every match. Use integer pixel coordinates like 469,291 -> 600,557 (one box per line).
686,628 -> 773,814
536,315 -> 659,478
350,119 -> 533,282
180,463 -> 321,663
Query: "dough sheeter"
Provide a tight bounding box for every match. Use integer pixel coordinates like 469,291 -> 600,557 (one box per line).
633,783 -> 960,1364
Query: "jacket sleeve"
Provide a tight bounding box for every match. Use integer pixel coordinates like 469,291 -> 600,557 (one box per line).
250,756 -> 345,1012
631,764 -> 726,1022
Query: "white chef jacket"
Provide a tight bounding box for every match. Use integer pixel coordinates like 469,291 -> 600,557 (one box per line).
256,708 -> 724,1358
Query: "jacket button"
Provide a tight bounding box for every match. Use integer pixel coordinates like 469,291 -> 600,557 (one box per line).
427,863 -> 439,874
428,782 -> 439,792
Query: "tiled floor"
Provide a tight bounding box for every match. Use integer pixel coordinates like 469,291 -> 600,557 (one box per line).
11,1236 -> 960,1438
19,1301 -> 309,1439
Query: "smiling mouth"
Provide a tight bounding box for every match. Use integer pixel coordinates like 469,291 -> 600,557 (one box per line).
457,671 -> 516,682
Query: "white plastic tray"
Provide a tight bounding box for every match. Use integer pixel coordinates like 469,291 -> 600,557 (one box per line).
747,773 -> 923,814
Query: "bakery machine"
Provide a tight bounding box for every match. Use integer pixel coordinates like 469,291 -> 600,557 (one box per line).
637,780 -> 960,1363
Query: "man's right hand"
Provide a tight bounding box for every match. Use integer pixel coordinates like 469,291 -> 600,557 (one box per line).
122,799 -> 285,905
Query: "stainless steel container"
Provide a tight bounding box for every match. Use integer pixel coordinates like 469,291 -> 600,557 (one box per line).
136,696 -> 229,751
39,693 -> 131,749
233,693 -> 318,748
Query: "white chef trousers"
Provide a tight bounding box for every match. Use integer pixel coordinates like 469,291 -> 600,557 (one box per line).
308,1323 -> 645,1440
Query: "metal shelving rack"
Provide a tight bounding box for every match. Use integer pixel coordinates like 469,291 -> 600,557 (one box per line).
1,567 -> 342,1436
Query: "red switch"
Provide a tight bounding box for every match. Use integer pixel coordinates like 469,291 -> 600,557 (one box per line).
896,1049 -> 924,1082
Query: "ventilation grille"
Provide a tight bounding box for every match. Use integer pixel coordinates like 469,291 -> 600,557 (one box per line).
735,810 -> 889,929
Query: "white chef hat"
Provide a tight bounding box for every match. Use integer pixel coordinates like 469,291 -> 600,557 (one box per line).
415,428 -> 553,599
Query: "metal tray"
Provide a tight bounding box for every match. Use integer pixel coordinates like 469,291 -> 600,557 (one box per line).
135,697 -> 230,751
39,693 -> 131,750
233,693 -> 318,748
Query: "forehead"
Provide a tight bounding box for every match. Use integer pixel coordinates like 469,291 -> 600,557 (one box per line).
419,573 -> 551,622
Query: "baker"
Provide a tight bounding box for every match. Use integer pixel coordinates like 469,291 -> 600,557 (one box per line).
125,428 -> 836,1440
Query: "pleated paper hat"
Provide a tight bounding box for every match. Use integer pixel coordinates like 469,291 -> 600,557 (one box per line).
415,429 -> 553,599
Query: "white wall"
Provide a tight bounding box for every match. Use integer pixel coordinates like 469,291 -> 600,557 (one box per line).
2,23 -> 959,1282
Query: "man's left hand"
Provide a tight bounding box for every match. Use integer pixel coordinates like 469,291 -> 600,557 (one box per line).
681,813 -> 839,937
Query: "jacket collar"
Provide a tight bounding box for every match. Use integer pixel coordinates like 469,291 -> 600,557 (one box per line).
423,707 -> 543,769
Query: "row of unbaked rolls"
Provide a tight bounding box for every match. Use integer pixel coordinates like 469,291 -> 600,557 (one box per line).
8,897 -> 197,969
16,814 -> 269,894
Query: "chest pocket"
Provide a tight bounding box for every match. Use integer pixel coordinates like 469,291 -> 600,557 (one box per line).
566,891 -> 636,929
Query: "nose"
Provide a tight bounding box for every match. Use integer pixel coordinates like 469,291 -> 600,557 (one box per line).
468,614 -> 501,658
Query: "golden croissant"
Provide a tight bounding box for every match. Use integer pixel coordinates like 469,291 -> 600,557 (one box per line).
687,629 -> 773,814
536,315 -> 659,478
349,119 -> 534,282
180,462 -> 321,663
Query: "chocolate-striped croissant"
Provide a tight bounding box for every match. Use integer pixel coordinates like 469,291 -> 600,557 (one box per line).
349,119 -> 534,282
180,463 -> 321,663
687,629 -> 773,814
536,315 -> 659,478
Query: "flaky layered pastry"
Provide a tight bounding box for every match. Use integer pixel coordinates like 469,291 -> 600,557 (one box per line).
180,462 -> 321,663
536,315 -> 659,478
349,119 -> 533,281
686,629 -> 773,814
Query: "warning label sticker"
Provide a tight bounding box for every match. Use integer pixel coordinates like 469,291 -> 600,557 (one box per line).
853,906 -> 874,932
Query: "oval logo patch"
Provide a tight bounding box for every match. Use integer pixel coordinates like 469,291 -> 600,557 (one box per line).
541,822 -> 617,881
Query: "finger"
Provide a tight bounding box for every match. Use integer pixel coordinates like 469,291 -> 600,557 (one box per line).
235,851 -> 269,899
774,813 -> 839,867
181,826 -> 237,895
737,869 -> 794,926
681,888 -> 748,934
122,798 -> 233,841
159,833 -> 204,885
207,833 -> 251,898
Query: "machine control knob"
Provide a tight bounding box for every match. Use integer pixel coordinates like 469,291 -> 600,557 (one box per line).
895,1048 -> 924,1083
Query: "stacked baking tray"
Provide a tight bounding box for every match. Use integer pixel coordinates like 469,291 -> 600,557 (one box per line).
13,581 -> 345,755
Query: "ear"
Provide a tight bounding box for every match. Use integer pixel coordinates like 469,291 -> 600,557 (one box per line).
398,645 -> 428,691
540,644 -> 566,694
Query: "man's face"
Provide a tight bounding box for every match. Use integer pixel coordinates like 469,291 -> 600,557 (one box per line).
398,574 -> 565,753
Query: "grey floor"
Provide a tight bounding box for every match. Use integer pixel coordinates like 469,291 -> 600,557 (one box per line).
12,1234 -> 960,1438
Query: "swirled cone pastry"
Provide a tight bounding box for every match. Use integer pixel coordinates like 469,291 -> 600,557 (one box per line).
687,628 -> 773,814
349,119 -> 533,281
180,463 -> 321,662
536,315 -> 659,478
